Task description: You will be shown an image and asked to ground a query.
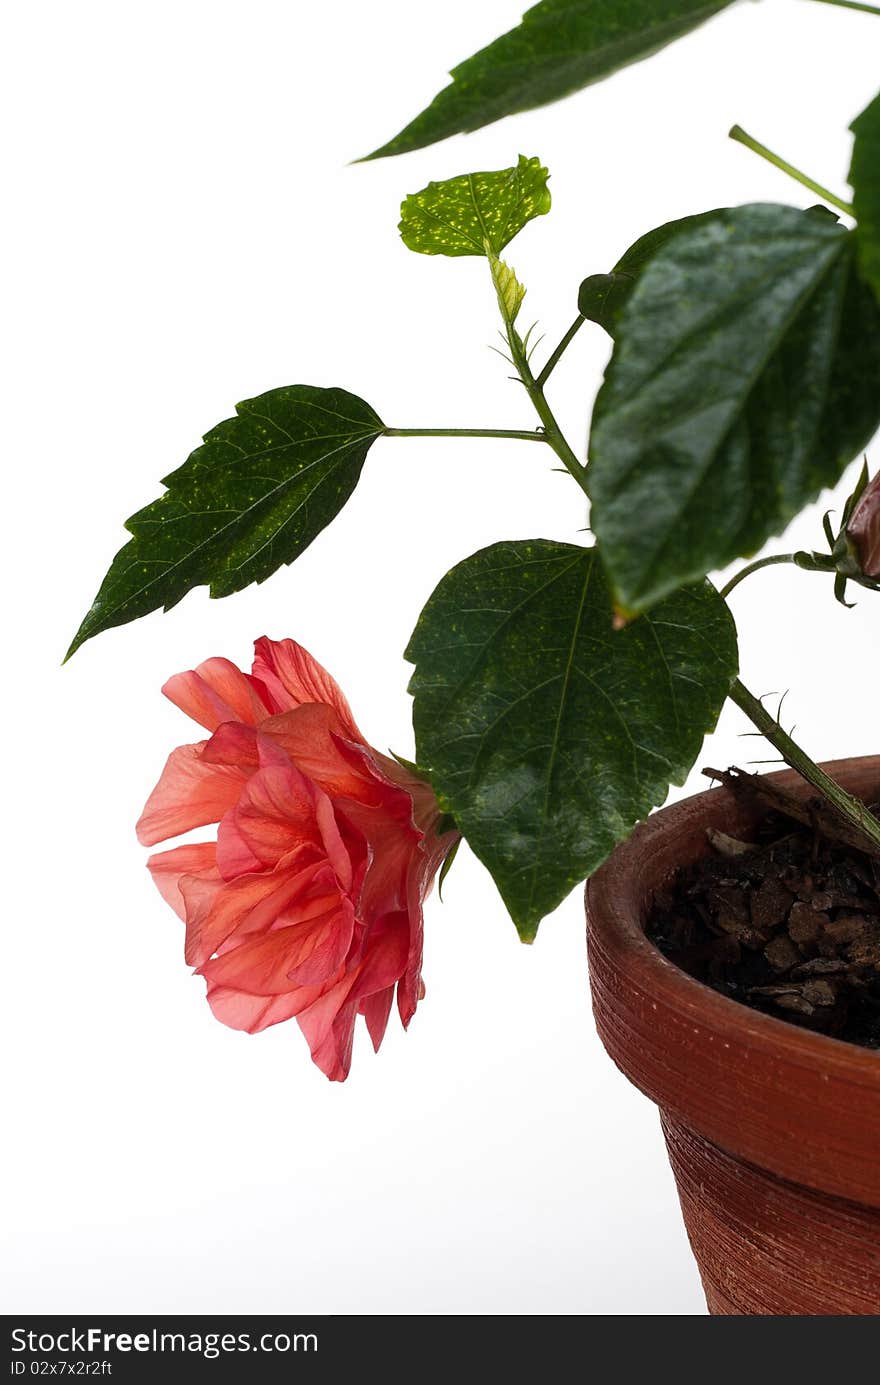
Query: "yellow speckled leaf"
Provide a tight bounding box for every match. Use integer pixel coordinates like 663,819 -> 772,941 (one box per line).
399,155 -> 550,258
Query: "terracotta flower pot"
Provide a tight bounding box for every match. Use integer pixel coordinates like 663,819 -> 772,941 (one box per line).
586,756 -> 880,1316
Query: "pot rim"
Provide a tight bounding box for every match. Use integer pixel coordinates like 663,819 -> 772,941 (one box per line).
586,755 -> 880,1204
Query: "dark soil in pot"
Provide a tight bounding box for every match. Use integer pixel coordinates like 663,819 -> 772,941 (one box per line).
647,792 -> 880,1049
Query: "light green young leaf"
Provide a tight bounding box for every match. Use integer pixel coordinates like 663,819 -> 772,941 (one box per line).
489,251 -> 526,323
399,155 -> 550,257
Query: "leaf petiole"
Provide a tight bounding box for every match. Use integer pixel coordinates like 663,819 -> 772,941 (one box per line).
728,125 -> 854,216
385,427 -> 547,443
536,316 -> 585,387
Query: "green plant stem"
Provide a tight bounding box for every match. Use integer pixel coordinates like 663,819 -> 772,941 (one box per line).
729,678 -> 880,851
806,0 -> 880,14
720,553 -> 800,598
728,125 -> 854,216
536,316 -> 585,387
385,427 -> 546,443
481,258 -> 590,494
492,317 -> 588,499
483,258 -> 590,495
512,334 -> 591,496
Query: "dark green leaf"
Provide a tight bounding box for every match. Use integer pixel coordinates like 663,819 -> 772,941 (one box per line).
67,386 -> 384,658
578,210 -> 722,333
588,203 -> 880,614
406,540 -> 737,939
365,0 -> 736,160
851,90 -> 880,303
577,272 -> 631,335
577,207 -> 836,335
399,155 -> 550,257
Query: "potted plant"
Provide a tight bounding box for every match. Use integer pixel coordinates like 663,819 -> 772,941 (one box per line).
67,0 -> 880,1313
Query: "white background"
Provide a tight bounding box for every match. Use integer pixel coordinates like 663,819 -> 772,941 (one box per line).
3,0 -> 879,1316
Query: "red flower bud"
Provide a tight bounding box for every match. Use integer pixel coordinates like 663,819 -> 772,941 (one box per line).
846,469 -> 880,579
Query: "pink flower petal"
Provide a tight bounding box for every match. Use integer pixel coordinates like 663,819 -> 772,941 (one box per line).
229,763 -> 323,868
136,744 -> 248,847
286,896 -> 356,986
337,794 -> 417,919
397,824 -> 456,1028
272,863 -> 341,930
163,657 -> 273,732
297,988 -> 360,1082
314,790 -> 353,892
205,984 -> 323,1034
146,842 -> 217,919
296,916 -> 410,1078
200,722 -> 262,771
352,916 -> 410,1002
252,637 -> 360,735
212,731 -> 308,880
359,985 -> 395,1052
199,897 -> 354,995
261,705 -> 390,812
180,855 -> 319,967
215,806 -> 265,881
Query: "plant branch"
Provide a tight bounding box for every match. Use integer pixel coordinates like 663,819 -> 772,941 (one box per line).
509,330 -> 591,496
385,427 -> 547,443
536,316 -> 585,388
720,553 -> 801,598
729,678 -> 880,853
805,0 -> 880,14
728,125 -> 854,216
486,262 -> 590,497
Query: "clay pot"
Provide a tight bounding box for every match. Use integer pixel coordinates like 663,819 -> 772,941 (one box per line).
586,757 -> 880,1315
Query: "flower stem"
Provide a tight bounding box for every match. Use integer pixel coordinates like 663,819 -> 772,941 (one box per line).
806,0 -> 880,14
728,125 -> 854,216
720,553 -> 801,598
729,678 -> 880,852
536,316 -> 585,388
384,427 -> 547,443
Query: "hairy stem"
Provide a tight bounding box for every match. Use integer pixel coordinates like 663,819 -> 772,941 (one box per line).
729,678 -> 880,851
492,300 -> 589,496
536,316 -> 585,388
720,553 -> 801,598
482,256 -> 589,494
385,427 -> 547,443
511,333 -> 591,496
728,125 -> 854,216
